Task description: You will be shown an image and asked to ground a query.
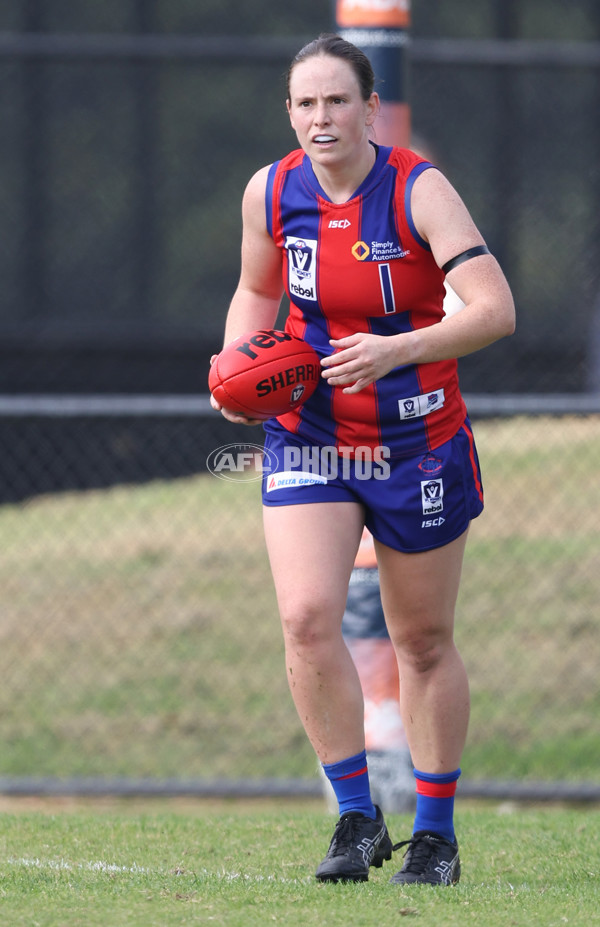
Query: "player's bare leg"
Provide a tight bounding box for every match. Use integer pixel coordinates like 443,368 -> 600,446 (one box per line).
375,533 -> 467,886
374,531 -> 470,774
264,500 -> 395,882
262,501 -> 366,764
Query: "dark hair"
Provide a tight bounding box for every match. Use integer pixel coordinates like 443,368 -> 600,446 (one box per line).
286,33 -> 375,102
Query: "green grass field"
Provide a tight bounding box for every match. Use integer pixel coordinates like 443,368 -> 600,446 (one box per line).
0,416 -> 598,782
1,801 -> 598,926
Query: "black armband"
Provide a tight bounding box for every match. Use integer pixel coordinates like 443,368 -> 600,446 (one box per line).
442,245 -> 491,275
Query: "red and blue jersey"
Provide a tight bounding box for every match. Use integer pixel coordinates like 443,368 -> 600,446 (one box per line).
265,144 -> 467,458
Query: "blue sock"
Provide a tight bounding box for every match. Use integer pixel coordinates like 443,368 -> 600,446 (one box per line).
412,768 -> 461,842
322,750 -> 376,819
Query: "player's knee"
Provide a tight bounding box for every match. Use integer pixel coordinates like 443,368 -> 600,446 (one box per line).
280,597 -> 340,651
393,626 -> 452,675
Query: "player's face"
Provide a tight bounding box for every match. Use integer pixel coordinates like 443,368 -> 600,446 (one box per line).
287,55 -> 378,168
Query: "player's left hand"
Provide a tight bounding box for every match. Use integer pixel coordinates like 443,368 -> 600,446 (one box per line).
320,333 -> 400,393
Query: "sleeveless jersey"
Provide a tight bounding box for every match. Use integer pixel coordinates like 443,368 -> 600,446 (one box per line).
265,144 -> 467,458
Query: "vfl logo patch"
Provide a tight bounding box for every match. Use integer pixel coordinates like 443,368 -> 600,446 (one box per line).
421,478 -> 444,515
286,237 -> 317,301
398,388 -> 445,420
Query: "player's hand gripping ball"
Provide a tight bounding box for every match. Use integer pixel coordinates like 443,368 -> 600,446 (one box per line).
208,329 -> 321,420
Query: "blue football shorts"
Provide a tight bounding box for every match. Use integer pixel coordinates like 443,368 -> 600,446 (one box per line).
261,418 -> 484,553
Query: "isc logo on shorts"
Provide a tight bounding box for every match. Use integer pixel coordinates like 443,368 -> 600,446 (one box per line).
421,478 -> 444,515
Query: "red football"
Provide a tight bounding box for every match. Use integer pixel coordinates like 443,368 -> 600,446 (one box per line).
208,329 -> 321,420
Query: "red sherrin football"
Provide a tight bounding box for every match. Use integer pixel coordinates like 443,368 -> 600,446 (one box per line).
208,329 -> 321,420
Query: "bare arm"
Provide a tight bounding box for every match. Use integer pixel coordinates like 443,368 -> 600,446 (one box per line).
321,168 -> 515,393
407,167 -> 515,360
223,165 -> 284,344
211,166 -> 285,421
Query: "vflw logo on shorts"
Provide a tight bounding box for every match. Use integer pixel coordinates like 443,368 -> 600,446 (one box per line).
421,478 -> 444,514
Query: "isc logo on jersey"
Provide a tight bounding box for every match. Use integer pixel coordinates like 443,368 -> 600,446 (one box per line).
286,237 -> 317,301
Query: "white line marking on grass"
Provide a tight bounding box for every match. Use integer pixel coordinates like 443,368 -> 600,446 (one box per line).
7,858 -> 311,885
8,857 -> 150,874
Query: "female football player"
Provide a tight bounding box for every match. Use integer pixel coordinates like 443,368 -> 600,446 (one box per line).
210,33 -> 515,885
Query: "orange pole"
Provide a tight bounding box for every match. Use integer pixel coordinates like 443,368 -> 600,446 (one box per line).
334,3 -> 412,755
335,0 -> 412,146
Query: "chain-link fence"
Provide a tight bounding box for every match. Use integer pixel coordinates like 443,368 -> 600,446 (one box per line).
0,398 -> 598,798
